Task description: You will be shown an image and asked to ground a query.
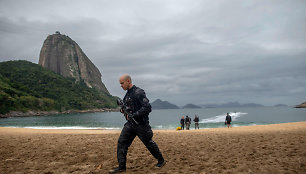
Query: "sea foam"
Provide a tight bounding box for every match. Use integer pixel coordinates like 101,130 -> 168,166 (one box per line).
200,112 -> 248,123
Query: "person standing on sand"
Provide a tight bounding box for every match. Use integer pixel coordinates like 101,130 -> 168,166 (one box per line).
225,113 -> 232,128
109,74 -> 165,173
180,116 -> 185,130
193,115 -> 199,129
185,115 -> 191,130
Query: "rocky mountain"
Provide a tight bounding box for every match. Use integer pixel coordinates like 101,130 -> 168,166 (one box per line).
151,99 -> 179,109
39,32 -> 109,94
295,101 -> 306,108
182,104 -> 201,109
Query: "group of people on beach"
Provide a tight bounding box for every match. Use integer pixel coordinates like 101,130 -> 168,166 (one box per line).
180,115 -> 200,130
179,113 -> 233,130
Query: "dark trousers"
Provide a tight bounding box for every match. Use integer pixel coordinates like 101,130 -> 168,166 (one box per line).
185,122 -> 190,130
181,123 -> 184,130
195,122 -> 199,129
117,122 -> 163,168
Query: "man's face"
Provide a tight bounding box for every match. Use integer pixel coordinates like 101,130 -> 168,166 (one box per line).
119,78 -> 130,91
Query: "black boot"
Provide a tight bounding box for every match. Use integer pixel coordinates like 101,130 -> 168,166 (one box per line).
155,159 -> 166,168
109,167 -> 126,173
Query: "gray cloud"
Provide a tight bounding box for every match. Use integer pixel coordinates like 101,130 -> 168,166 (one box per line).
0,0 -> 305,106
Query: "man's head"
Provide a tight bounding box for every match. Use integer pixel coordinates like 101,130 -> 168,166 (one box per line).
119,74 -> 133,91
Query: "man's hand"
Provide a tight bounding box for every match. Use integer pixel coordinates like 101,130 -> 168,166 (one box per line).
126,112 -> 134,120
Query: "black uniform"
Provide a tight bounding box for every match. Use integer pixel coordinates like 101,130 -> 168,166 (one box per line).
225,115 -> 232,124
117,85 -> 164,169
185,116 -> 191,130
193,116 -> 199,129
180,118 -> 185,130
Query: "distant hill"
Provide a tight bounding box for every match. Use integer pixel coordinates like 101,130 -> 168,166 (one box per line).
242,103 -> 264,107
182,104 -> 201,109
274,104 -> 288,107
151,99 -> 179,109
200,102 -> 264,108
221,101 -> 241,107
0,60 -> 117,115
199,103 -> 219,108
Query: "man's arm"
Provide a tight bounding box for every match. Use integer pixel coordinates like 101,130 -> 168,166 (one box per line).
132,88 -> 152,118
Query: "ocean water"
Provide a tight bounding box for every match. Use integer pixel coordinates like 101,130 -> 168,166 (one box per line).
0,107 -> 305,130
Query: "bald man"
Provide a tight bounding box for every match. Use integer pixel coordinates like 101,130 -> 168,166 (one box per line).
109,74 -> 165,173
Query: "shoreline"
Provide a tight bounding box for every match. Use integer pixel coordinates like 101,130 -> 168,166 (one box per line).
1,121 -> 305,173
1,121 -> 305,134
0,121 -> 306,132
2,105 -> 304,118
0,121 -> 305,131
0,108 -> 119,118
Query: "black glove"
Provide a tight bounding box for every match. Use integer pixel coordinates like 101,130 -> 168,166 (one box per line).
126,112 -> 134,120
127,112 -> 140,125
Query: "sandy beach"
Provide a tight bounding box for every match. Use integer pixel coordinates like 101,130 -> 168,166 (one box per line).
1,122 -> 306,174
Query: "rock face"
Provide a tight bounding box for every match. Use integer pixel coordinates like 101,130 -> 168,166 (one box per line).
295,102 -> 306,108
39,32 -> 109,94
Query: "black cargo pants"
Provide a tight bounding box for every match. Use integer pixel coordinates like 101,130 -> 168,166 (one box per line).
117,121 -> 163,168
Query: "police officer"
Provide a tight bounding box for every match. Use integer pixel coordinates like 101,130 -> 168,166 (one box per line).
225,113 -> 232,128
185,115 -> 191,130
109,74 -> 165,173
194,115 -> 199,129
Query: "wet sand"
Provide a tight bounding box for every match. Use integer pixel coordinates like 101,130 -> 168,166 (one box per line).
1,122 -> 306,173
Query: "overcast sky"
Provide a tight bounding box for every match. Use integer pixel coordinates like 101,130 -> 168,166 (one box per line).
0,0 -> 305,106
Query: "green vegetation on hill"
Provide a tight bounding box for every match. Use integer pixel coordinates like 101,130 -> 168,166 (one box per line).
0,60 -> 117,114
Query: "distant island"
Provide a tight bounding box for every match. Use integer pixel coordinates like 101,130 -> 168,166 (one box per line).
182,104 -> 201,109
151,99 -> 179,109
200,102 -> 264,108
274,104 -> 288,107
150,100 -> 290,110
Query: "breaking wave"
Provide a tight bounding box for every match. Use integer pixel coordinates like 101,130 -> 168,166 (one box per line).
199,112 -> 248,123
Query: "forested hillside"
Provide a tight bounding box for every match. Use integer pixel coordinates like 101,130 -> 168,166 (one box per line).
0,60 -> 117,114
